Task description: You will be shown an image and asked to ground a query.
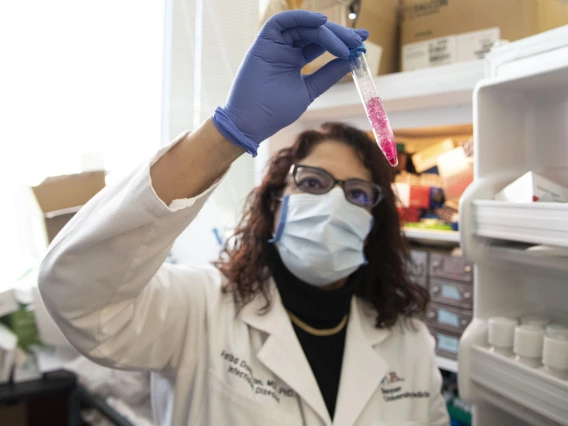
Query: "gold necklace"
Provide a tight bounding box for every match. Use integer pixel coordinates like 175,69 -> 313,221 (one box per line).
287,310 -> 348,337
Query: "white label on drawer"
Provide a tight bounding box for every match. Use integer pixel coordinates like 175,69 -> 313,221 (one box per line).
438,308 -> 460,328
438,333 -> 459,354
441,284 -> 461,300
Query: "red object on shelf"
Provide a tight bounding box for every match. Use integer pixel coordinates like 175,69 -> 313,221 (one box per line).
394,182 -> 431,209
409,185 -> 430,208
398,207 -> 420,223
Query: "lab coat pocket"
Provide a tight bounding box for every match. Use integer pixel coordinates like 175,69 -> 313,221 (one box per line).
203,369 -> 298,426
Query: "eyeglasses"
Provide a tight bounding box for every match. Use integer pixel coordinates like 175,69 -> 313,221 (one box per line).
292,164 -> 384,208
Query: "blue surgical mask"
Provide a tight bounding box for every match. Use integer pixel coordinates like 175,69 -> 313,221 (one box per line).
270,188 -> 373,287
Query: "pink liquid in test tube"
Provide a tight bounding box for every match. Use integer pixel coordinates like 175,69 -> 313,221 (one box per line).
349,49 -> 398,167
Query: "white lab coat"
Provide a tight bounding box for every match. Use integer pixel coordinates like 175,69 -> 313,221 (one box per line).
39,133 -> 450,426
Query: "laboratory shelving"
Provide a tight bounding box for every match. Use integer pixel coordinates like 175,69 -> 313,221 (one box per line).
302,59 -> 485,129
458,26 -> 568,426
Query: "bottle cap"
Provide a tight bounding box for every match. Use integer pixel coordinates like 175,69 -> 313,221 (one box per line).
542,336 -> 568,370
514,325 -> 544,358
488,317 -> 518,348
520,315 -> 549,328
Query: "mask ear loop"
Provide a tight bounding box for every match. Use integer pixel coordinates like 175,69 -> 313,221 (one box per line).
268,194 -> 290,244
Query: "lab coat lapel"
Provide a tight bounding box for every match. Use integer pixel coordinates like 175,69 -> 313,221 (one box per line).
241,281 -> 333,426
333,298 -> 390,426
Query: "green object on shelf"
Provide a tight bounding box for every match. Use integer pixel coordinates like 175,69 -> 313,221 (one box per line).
404,222 -> 453,231
396,143 -> 405,152
447,402 -> 472,425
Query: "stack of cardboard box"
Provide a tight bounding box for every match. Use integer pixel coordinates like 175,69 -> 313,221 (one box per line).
261,0 -> 568,75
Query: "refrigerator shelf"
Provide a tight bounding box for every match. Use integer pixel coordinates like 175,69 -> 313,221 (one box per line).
471,345 -> 568,425
472,200 -> 568,248
485,243 -> 568,274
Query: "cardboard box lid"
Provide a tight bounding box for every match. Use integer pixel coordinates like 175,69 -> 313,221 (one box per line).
31,171 -> 106,214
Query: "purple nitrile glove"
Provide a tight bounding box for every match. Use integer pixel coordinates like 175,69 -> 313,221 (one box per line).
212,10 -> 369,155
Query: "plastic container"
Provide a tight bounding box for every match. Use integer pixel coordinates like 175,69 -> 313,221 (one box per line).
513,325 -> 544,367
541,336 -> 568,380
348,46 -> 397,167
488,317 -> 518,356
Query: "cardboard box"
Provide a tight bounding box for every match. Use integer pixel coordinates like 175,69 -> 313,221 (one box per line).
32,171 -> 105,242
400,0 -> 568,71
300,0 -> 400,76
356,0 -> 400,75
411,138 -> 455,173
495,171 -> 568,203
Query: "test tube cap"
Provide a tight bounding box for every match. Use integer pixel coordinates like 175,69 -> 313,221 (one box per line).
543,336 -> 568,370
488,317 -> 518,348
514,325 -> 545,358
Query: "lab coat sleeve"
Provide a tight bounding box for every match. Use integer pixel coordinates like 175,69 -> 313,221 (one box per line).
39,131 -> 223,371
428,333 -> 450,426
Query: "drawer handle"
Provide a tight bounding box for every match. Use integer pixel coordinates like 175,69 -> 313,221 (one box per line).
464,265 -> 472,272
464,292 -> 472,300
427,311 -> 436,319
431,261 -> 440,269
431,286 -> 440,294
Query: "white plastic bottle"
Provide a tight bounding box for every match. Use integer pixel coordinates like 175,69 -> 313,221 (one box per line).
541,335 -> 568,380
488,317 -> 518,357
513,325 -> 544,368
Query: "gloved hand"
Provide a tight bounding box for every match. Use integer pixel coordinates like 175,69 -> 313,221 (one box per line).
212,10 -> 369,155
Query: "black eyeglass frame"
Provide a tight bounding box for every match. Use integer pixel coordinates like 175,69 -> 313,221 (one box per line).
291,164 -> 384,208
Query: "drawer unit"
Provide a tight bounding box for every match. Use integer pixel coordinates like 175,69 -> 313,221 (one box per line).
409,249 -> 429,277
430,328 -> 461,360
429,252 -> 473,283
429,277 -> 473,309
426,303 -> 472,334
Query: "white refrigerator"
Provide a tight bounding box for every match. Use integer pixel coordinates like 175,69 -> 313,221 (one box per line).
458,26 -> 568,426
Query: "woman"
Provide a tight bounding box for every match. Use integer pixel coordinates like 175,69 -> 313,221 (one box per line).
40,10 -> 449,426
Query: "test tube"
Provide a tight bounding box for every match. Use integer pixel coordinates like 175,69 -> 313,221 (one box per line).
349,46 -> 398,167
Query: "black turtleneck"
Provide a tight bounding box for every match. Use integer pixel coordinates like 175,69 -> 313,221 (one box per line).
267,247 -> 357,419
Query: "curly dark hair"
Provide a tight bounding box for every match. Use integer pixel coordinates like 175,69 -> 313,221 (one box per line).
215,122 -> 429,328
